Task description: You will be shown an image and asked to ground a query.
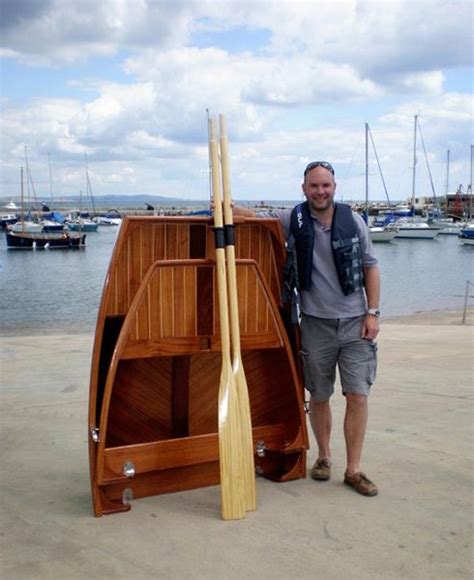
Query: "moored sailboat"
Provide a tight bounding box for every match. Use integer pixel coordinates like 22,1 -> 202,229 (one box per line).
394,115 -> 440,240
6,167 -> 86,250
65,155 -> 99,232
363,123 -> 397,243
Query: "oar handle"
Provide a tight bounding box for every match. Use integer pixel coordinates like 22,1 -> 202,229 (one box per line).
219,115 -> 234,229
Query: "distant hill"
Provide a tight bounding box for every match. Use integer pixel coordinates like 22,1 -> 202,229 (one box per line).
0,193 -> 209,210
73,194 -> 206,208
0,193 -> 314,211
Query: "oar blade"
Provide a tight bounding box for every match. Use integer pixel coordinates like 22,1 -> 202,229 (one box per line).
233,359 -> 257,511
218,365 -> 246,520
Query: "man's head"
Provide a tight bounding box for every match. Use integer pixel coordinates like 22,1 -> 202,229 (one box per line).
302,161 -> 336,213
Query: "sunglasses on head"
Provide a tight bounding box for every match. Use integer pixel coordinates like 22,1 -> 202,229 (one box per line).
304,161 -> 335,176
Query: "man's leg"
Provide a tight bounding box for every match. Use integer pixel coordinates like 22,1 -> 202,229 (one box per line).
343,393 -> 368,476
338,317 -> 378,495
309,397 -> 332,461
300,314 -> 338,480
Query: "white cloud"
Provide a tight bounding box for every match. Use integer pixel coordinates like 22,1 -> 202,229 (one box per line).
0,0 -> 198,64
0,0 -> 472,201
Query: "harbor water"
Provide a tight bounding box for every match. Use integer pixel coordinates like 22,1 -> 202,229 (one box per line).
0,225 -> 472,337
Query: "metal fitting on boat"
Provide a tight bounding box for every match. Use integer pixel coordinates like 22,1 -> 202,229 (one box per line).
123,461 -> 136,478
90,427 -> 100,443
122,488 -> 134,505
256,440 -> 266,458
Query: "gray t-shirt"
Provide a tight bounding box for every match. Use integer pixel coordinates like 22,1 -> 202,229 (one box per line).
267,206 -> 378,319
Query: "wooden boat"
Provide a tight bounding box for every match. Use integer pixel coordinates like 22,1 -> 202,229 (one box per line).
6,229 -> 86,249
88,215 -> 308,516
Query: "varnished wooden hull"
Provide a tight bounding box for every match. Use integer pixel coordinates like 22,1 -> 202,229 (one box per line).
88,216 -> 308,516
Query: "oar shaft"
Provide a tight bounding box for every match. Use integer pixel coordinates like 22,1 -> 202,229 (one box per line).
219,115 -> 241,358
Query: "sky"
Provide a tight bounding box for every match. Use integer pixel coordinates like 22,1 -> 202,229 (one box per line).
0,0 -> 473,204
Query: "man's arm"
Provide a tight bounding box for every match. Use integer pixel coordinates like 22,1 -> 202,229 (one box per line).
362,265 -> 381,340
232,205 -> 292,240
232,205 -> 257,218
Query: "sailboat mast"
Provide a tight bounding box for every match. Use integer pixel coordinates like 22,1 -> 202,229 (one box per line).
445,149 -> 450,196
411,114 -> 418,208
20,166 -> 25,232
48,153 -> 54,205
365,122 -> 369,222
470,144 -> 473,219
24,145 -> 30,203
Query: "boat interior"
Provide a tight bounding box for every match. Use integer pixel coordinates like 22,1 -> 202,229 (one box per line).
88,216 -> 308,516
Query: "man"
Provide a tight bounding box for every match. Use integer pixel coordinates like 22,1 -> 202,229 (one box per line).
234,161 -> 380,496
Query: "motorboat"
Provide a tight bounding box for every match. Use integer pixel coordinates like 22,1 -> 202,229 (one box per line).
459,223 -> 474,246
0,213 -> 18,230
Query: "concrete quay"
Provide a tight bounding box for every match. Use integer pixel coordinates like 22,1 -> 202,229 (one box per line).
1,309 -> 473,579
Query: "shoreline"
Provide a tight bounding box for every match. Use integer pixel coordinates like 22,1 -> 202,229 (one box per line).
382,306 -> 473,326
0,307 -> 472,340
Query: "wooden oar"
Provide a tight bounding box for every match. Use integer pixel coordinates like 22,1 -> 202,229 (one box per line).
218,113 -> 257,512
209,117 -> 245,520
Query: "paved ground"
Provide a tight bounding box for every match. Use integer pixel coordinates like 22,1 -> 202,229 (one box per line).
1,310 -> 473,579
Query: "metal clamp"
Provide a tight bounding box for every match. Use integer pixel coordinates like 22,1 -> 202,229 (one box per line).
256,440 -> 266,458
123,461 -> 135,478
90,427 -> 100,443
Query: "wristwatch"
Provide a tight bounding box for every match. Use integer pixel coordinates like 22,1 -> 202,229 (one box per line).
367,308 -> 380,317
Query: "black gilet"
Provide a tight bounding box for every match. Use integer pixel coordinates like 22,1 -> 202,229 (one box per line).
288,201 -> 364,296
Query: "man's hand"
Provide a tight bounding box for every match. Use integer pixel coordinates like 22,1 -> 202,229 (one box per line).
361,314 -> 379,340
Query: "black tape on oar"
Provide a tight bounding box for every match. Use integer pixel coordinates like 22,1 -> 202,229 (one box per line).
214,226 -> 226,248
225,224 -> 235,246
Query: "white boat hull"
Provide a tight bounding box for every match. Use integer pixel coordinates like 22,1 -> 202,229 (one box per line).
370,228 -> 397,243
395,226 -> 440,239
438,227 -> 464,235
97,217 -> 122,226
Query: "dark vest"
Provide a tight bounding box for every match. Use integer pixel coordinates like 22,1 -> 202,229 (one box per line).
288,201 -> 364,296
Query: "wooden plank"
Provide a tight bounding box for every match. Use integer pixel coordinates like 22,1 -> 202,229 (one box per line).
101,422 -> 300,484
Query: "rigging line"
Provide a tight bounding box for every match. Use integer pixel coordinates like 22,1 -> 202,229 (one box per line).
338,132 -> 363,199
368,125 -> 393,208
48,153 -> 55,209
24,146 -> 30,202
417,118 -> 438,204
24,145 -> 39,208
85,154 -> 96,214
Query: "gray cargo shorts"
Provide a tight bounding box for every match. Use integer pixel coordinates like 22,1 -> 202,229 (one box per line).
300,313 -> 377,402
